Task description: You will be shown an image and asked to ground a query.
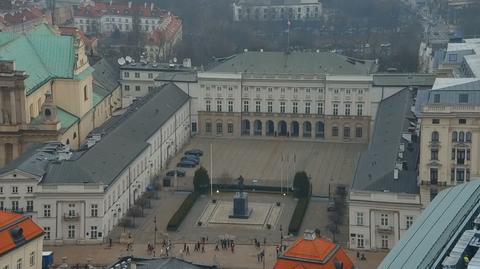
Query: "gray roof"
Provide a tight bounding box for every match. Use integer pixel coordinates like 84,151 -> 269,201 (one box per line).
42,83 -> 189,185
378,180 -> 480,269
237,0 -> 319,6
351,88 -> 419,194
0,144 -> 55,177
207,51 -> 377,75
134,258 -> 215,269
92,58 -> 120,93
427,80 -> 480,105
154,71 -> 197,83
373,73 -> 436,87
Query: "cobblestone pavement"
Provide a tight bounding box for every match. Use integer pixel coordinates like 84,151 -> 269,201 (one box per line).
169,137 -> 366,196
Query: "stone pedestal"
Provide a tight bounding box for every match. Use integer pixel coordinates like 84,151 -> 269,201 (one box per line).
229,192 -> 252,219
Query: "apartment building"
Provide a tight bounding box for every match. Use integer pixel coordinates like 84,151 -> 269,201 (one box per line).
349,88 -> 422,251
418,79 -> 480,204
233,0 -> 322,21
0,83 -> 190,244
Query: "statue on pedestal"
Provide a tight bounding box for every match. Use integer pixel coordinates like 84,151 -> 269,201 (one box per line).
230,175 -> 252,219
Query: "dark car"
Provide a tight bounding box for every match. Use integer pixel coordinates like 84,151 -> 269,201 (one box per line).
166,169 -> 186,177
185,149 -> 203,157
181,156 -> 199,164
177,160 -> 196,168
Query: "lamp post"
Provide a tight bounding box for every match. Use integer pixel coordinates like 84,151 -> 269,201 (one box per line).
154,216 -> 157,246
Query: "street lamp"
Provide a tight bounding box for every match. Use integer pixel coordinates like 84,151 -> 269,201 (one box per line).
154,216 -> 157,246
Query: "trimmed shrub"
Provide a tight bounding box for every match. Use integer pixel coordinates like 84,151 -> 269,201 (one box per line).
293,171 -> 310,198
193,167 -> 210,194
288,197 -> 310,235
167,192 -> 200,231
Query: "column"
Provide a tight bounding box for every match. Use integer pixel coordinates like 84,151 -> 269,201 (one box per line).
300,121 -> 304,138
262,120 -> 267,136
10,90 -> 16,124
370,210 -> 375,249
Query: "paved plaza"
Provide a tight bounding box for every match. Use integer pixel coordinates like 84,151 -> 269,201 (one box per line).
170,137 -> 366,196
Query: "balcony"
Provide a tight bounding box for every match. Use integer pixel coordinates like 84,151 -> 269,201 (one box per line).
63,213 -> 80,221
428,141 -> 441,148
375,225 -> 394,234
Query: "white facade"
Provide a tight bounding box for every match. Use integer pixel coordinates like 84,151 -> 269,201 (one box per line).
233,0 -> 322,21
0,170 -> 38,216
349,191 -> 422,250
0,235 -> 43,269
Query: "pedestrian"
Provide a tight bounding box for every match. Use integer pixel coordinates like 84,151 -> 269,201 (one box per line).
357,252 -> 360,259
109,238 -> 112,247
276,245 -> 279,255
361,253 -> 366,261
257,253 -> 261,263
215,244 -> 219,251
184,243 -> 187,252
201,244 -> 205,253
264,237 -> 266,245
186,246 -> 190,255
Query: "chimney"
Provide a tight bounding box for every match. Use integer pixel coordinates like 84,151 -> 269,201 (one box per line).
109,0 -> 112,6
150,2 -> 154,11
128,1 -> 132,8
303,229 -> 316,240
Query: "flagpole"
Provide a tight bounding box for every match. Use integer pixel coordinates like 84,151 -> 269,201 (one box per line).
280,154 -> 283,195
210,143 -> 213,197
287,20 -> 291,52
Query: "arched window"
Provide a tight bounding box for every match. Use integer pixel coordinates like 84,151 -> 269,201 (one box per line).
332,126 -> 339,137
73,132 -> 77,139
431,131 -> 439,142
66,139 -> 70,145
466,132 -> 472,142
459,131 -> 465,142
452,131 -> 458,142
84,85 -> 88,101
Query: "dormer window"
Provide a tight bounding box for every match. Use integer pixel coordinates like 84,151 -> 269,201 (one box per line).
459,94 -> 469,103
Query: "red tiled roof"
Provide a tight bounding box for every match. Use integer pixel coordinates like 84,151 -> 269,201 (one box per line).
1,7 -> 45,26
273,237 -> 354,269
0,211 -> 44,256
59,26 -> 97,46
74,2 -> 168,18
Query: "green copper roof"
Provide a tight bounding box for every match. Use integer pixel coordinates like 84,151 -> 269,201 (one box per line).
0,24 -> 75,95
30,106 -> 79,133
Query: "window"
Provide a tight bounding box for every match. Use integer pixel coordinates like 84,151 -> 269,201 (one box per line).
148,73 -> 153,79
431,149 -> 438,160
123,71 -> 129,78
466,132 -> 472,142
305,102 -> 311,114
44,204 -> 51,217
243,100 -> 249,112
11,201 -> 18,211
406,216 -> 414,229
292,102 -> 298,114
0,201 -> 3,210
281,88 -> 285,93
91,204 -> 98,217
192,122 -> 197,133
381,235 -> 389,249
333,103 -> 338,115
432,119 -> 440,124
134,72 -> 140,78
317,102 -> 323,114
26,201 -> 33,212
345,104 -> 351,116
256,101 -> 261,112
12,186 -> 18,193
228,101 -> 233,112
44,227 -> 50,240
459,131 -> 465,142
205,122 -> 212,133
332,126 -> 339,137
228,87 -> 233,91
452,131 -> 458,142
217,100 -> 222,112
459,94 -> 469,103
459,118 -> 467,124
380,213 -> 388,226
357,234 -> 364,248
294,88 -> 298,93
355,127 -> 363,138
91,226 -> 98,239
17,259 -> 22,269
467,169 -> 471,181
448,53 -> 457,62
217,86 -> 222,91
451,167 -> 455,181
68,225 -> 75,239
267,101 -> 273,113
457,169 -> 465,182
84,86 -> 88,101
357,104 -> 363,116
356,212 -> 364,226
135,86 -> 141,91
467,149 -> 471,160
256,87 -> 260,92
148,86 -> 153,92
29,252 -> 35,266
205,100 -> 211,112
431,131 -> 439,142
433,94 -> 440,103
124,85 -> 130,91
430,168 -> 438,185
452,149 -> 456,160
216,122 -> 223,134
343,126 -> 350,138
280,102 -> 286,113
227,123 -> 233,133
0,186 -> 2,193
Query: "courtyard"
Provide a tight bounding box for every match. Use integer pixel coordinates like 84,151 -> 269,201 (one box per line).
169,137 -> 366,196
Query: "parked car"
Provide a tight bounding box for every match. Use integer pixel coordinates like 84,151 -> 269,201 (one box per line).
185,149 -> 203,157
177,160 -> 196,168
181,156 -> 199,164
166,169 -> 186,177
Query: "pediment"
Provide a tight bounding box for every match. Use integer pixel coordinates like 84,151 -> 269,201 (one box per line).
0,169 -> 39,181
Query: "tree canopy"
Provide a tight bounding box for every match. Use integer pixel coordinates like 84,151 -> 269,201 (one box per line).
293,171 -> 310,198
193,166 -> 210,194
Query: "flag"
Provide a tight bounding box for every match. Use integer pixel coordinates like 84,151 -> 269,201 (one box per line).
294,153 -> 296,162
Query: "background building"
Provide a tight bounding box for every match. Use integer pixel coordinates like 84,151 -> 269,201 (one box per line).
349,88 -> 422,251
233,0 -> 322,21
0,211 -> 44,269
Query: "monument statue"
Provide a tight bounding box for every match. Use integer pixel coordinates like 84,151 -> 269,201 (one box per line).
230,175 -> 252,219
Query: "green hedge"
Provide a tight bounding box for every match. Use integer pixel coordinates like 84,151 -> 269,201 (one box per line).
167,192 -> 200,231
288,197 -> 310,235
212,183 -> 282,193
